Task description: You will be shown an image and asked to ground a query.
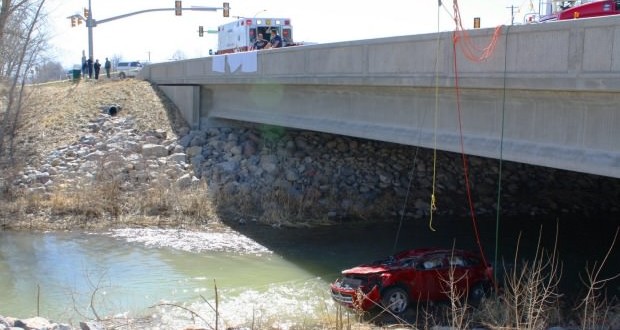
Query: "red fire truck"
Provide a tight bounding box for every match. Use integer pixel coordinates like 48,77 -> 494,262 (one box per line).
216,17 -> 295,54
539,0 -> 620,22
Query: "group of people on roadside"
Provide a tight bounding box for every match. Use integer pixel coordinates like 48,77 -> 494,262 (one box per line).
251,29 -> 283,50
81,52 -> 112,80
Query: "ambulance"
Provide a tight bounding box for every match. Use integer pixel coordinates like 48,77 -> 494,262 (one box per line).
216,17 -> 295,54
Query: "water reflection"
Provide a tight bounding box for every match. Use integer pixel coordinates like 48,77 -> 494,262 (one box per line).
0,230 -> 326,326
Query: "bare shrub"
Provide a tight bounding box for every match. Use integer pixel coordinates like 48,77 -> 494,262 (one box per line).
441,250 -> 473,330
164,180 -> 215,225
576,227 -> 620,330
115,176 -> 216,227
477,226 -> 563,329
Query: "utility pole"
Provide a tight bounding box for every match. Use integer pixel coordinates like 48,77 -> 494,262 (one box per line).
87,0 -> 93,61
507,5 -> 516,25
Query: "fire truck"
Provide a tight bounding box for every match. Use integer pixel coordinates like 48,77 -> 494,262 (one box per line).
538,0 -> 620,22
216,17 -> 295,54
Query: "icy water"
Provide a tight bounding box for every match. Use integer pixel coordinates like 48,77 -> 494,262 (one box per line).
0,214 -> 618,328
0,227 -> 333,327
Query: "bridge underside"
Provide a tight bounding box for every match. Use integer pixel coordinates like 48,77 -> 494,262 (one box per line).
158,83 -> 619,178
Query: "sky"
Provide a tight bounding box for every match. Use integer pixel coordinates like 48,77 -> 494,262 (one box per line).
44,0 -> 541,68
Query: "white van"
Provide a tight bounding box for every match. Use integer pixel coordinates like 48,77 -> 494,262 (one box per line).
116,61 -> 143,79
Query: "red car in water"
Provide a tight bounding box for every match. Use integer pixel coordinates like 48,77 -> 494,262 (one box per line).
330,248 -> 493,314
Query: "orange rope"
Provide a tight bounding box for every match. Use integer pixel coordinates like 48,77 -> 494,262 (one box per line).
451,32 -> 489,271
452,0 -> 503,62
449,0 -> 502,280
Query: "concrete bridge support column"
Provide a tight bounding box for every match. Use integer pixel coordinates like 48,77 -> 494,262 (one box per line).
158,85 -> 200,130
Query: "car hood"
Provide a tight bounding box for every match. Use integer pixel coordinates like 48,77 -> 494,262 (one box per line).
342,264 -> 389,275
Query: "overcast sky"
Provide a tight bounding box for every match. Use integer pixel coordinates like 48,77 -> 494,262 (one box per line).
44,0 -> 538,68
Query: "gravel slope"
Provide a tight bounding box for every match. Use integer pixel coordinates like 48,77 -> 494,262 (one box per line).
17,79 -> 185,167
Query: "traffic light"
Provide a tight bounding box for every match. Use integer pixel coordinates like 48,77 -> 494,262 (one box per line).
223,2 -> 229,17
175,1 -> 182,16
71,17 -> 76,27
83,8 -> 89,18
473,17 -> 480,28
77,17 -> 83,25
198,26 -> 204,37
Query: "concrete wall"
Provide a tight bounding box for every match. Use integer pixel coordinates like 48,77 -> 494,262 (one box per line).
144,16 -> 620,178
158,85 -> 200,129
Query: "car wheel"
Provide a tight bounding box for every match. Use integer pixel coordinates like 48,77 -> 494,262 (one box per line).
381,287 -> 408,314
468,281 -> 491,306
119,72 -> 126,79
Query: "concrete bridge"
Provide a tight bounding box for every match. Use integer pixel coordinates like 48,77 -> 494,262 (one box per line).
141,15 -> 620,179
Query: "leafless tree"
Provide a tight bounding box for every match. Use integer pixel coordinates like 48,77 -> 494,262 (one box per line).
0,0 -> 29,41
171,49 -> 187,61
0,0 -> 48,164
35,60 -> 65,82
111,53 -> 122,69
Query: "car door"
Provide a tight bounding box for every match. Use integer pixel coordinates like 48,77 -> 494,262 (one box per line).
444,254 -> 473,299
409,253 -> 446,302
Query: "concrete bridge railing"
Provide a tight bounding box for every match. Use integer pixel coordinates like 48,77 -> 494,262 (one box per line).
141,15 -> 620,178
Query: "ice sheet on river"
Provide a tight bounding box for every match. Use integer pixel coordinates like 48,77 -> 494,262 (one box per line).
108,228 -> 272,255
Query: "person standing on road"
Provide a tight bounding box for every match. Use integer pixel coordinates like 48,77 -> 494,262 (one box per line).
81,51 -> 87,77
94,59 -> 101,80
87,58 -> 93,79
104,58 -> 111,78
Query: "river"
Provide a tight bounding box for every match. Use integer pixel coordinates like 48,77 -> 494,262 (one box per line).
0,214 -> 618,328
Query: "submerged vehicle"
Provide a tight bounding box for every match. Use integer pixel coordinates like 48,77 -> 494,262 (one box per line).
330,248 -> 493,314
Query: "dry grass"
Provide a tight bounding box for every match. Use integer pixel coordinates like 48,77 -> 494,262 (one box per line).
1,175 -> 218,230
16,79 -> 182,161
0,78 -> 211,230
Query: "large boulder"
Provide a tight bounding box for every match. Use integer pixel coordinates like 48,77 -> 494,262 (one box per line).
142,144 -> 168,158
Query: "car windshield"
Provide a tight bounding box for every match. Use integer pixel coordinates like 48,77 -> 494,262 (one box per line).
373,255 -> 418,268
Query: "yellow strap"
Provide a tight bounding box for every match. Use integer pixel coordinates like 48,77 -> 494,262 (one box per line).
429,192 -> 437,231
429,2 -> 443,233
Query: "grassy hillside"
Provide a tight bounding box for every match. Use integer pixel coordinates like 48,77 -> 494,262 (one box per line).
0,79 -> 217,230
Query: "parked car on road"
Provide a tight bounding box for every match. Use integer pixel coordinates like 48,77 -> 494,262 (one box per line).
116,61 -> 143,79
330,248 -> 493,314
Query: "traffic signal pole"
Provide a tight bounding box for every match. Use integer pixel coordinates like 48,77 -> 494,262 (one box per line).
95,6 -> 220,25
87,0 -> 93,62
75,2 -> 228,64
